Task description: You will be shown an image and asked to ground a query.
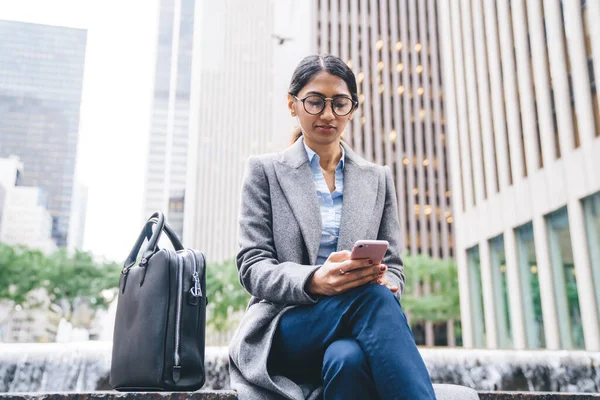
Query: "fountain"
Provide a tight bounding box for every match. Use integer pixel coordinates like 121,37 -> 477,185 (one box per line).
0,343 -> 599,393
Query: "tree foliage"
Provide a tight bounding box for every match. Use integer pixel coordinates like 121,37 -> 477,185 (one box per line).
205,258 -> 250,332
0,242 -> 253,334
0,242 -> 121,323
401,253 -> 461,323
0,242 -> 463,336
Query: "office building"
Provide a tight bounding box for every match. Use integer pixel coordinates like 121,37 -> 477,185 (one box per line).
142,0 -> 196,238
184,0 -> 299,260
0,20 -> 87,248
314,0 -> 453,259
438,0 -> 600,350
0,156 -> 56,253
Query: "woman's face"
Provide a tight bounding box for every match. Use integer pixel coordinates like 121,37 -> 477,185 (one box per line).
288,71 -> 355,147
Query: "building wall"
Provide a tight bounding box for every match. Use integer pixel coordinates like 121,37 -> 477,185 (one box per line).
0,20 -> 87,248
1,186 -> 57,254
438,0 -> 600,350
142,0 -> 196,238
183,0 -> 316,261
315,0 -> 453,260
0,157 -> 21,241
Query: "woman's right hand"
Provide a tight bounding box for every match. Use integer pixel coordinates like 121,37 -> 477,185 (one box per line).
307,250 -> 386,296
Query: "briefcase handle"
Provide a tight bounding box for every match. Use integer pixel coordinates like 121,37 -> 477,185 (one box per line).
123,211 -> 184,271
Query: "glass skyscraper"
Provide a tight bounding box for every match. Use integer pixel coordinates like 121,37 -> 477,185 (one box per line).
0,20 -> 87,248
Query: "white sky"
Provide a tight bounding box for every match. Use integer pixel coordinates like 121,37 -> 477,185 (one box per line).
0,0 -> 159,262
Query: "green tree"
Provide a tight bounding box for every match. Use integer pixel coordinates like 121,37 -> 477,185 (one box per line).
0,243 -> 44,306
42,249 -> 121,320
401,253 -> 461,323
202,255 -> 462,335
205,259 -> 250,332
0,242 -> 121,326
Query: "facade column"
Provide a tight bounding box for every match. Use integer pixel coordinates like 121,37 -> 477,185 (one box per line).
563,0 -> 596,148
483,0 -> 511,190
438,0 -> 474,347
511,0 -> 541,172
460,0 -> 486,204
526,0 -> 558,165
532,214 -> 561,349
471,0 -> 498,197
544,0 -> 575,153
588,0 -> 600,124
504,227 -> 527,349
497,0 -> 525,180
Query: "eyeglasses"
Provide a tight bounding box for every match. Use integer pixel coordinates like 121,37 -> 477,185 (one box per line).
293,94 -> 357,117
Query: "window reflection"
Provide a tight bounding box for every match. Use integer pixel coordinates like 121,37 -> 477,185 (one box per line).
489,235 -> 513,348
467,246 -> 486,347
582,192 -> 600,323
515,223 -> 546,348
546,207 -> 584,349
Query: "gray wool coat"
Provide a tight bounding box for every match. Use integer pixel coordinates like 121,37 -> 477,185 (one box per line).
228,136 -> 406,400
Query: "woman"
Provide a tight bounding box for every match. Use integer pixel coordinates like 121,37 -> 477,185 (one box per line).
229,55 -> 436,400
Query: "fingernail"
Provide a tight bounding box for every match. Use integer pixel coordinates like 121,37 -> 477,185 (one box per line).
368,259 -> 373,264
377,279 -> 382,284
380,265 -> 386,271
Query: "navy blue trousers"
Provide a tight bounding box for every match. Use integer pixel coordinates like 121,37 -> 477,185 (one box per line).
269,284 -> 436,400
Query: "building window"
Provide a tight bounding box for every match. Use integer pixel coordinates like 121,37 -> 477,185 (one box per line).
515,222 -> 546,348
489,235 -> 512,348
582,192 -> 600,323
467,246 -> 486,347
546,207 -> 585,349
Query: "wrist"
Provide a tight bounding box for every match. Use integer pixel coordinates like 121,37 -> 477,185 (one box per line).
307,275 -> 320,295
306,266 -> 325,296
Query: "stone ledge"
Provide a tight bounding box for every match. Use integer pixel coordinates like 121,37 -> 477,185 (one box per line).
0,393 -> 238,400
2,391 -> 600,400
478,393 -> 600,400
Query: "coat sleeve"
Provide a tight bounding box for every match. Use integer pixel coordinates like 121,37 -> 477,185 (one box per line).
236,156 -> 321,305
377,166 -> 406,298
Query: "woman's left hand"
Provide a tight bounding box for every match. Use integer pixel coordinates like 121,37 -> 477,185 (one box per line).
374,265 -> 399,293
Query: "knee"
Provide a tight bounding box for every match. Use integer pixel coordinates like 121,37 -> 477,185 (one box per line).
322,338 -> 367,373
349,283 -> 399,306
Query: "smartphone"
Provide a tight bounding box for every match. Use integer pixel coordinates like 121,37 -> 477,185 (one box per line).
350,240 -> 389,263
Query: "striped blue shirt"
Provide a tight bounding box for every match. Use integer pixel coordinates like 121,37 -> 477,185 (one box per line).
304,141 -> 345,265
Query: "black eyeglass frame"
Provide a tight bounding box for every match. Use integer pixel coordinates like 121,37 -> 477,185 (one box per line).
293,94 -> 358,116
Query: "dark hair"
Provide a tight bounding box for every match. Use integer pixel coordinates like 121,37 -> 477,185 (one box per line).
288,55 -> 359,144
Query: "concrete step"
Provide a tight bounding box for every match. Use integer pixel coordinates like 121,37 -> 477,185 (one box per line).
478,394 -> 600,400
1,389 -> 600,400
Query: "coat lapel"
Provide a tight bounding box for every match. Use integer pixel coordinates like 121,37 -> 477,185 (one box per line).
337,142 -> 379,252
274,138 -> 322,264
273,138 -> 380,264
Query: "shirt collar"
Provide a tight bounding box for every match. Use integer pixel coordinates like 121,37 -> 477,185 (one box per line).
303,139 -> 346,170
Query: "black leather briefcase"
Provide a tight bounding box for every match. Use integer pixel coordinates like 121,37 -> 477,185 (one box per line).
110,211 -> 207,391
